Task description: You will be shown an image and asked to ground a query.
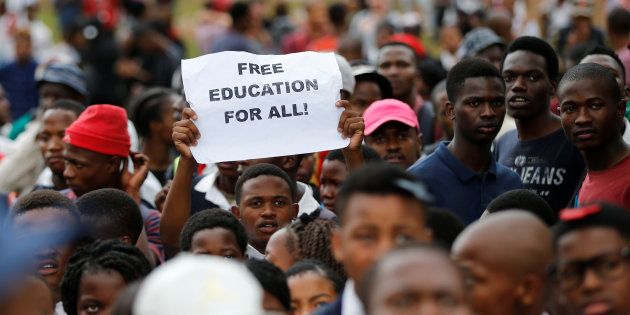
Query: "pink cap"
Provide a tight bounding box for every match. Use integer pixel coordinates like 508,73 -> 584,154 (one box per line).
363,99 -> 419,135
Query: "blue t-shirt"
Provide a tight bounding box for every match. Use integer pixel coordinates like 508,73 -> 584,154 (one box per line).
408,142 -> 523,225
494,128 -> 585,213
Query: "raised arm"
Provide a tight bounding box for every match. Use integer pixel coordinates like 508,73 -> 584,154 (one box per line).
337,100 -> 365,171
160,108 -> 200,257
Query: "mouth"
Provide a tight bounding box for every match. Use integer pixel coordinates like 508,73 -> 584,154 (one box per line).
508,96 -> 530,108
36,254 -> 59,276
323,201 -> 336,212
581,301 -> 613,315
477,124 -> 499,134
574,128 -> 597,140
217,162 -> 239,171
383,154 -> 406,164
46,155 -> 64,166
257,221 -> 279,235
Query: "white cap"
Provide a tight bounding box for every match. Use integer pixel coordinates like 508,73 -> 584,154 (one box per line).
134,255 -> 264,315
335,54 -> 356,95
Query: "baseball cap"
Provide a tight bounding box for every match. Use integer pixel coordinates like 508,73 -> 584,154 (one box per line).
553,202 -> 630,241
570,0 -> 594,18
363,99 -> 419,135
458,27 -> 504,59
134,255 -> 265,315
37,62 -> 88,98
64,104 -> 131,157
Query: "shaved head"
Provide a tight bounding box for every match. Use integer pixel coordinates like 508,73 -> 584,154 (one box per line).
452,211 -> 552,315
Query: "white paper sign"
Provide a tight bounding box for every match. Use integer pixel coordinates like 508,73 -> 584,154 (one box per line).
181,51 -> 348,163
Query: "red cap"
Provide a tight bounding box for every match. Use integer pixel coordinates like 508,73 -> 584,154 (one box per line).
64,104 -> 130,157
388,33 -> 426,58
363,99 -> 419,135
559,204 -> 602,221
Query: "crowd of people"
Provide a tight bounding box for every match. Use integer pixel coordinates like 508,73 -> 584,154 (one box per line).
1,0 -> 630,314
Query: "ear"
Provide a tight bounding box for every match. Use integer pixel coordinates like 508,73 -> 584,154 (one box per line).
549,80 -> 558,97
119,236 -> 132,245
290,203 -> 299,220
446,101 -> 455,121
617,99 -> 627,120
231,206 -> 241,219
516,274 -> 544,307
331,228 -> 344,264
107,156 -> 123,175
416,131 -> 423,154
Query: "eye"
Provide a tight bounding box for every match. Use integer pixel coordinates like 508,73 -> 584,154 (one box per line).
491,100 -> 504,107
36,134 -> 49,142
273,200 -> 287,207
503,75 -> 513,82
528,74 -> 538,81
468,100 -> 480,107
397,133 -> 410,141
373,135 -> 386,144
224,255 -> 234,259
395,233 -> 413,244
436,294 -> 460,308
85,304 -> 100,314
560,104 -> 576,113
590,103 -> 603,110
248,200 -> 262,208
390,293 -> 415,308
315,301 -> 330,308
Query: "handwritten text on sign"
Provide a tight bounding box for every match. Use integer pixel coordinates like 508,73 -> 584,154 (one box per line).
181,51 -> 347,163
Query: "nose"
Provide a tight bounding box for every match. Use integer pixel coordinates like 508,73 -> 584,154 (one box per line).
511,76 -> 527,91
581,268 -> 604,293
480,103 -> 497,119
63,164 -> 74,180
574,106 -> 593,125
386,137 -> 401,152
321,184 -> 335,200
260,203 -> 276,218
49,136 -> 63,152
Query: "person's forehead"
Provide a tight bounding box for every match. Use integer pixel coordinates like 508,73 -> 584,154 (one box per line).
42,109 -> 77,124
343,193 -> 424,224
503,50 -> 547,73
558,226 -> 626,257
377,253 -> 463,290
192,227 -> 239,244
39,82 -> 75,95
378,45 -> 416,63
558,78 -> 612,100
64,143 -> 106,161
458,77 -> 505,98
242,175 -> 291,197
13,207 -> 75,229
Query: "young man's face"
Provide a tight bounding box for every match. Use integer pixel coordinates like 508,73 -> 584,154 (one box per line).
368,253 -> 472,315
502,50 -> 555,120
190,227 -> 245,260
63,144 -> 120,197
365,121 -> 421,169
37,110 -> 78,177
232,175 -> 297,253
319,159 -> 348,213
556,227 -> 630,315
13,208 -> 77,303
332,194 -> 431,285
377,45 -> 417,99
38,83 -> 82,110
351,81 -> 383,114
558,78 -> 625,151
447,77 -> 506,145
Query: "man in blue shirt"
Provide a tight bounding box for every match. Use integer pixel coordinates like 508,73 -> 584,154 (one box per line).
408,58 -> 522,224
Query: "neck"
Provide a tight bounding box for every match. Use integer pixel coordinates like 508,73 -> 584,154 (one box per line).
399,92 -> 417,109
216,174 -> 237,195
582,140 -> 630,171
142,137 -> 171,172
609,35 -> 629,51
515,109 -> 561,141
52,173 -> 68,190
447,137 -> 492,172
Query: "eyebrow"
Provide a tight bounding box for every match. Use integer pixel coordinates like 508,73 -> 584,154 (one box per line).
309,293 -> 333,302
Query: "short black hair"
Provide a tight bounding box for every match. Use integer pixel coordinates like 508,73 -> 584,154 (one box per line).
75,188 -> 144,244
229,1 -> 250,25
49,99 -> 85,117
286,260 -> 344,294
60,240 -> 151,315
426,208 -> 465,250
235,163 -> 296,204
580,45 -> 627,85
501,36 -> 559,80
446,58 -> 504,103
418,58 -> 448,93
335,163 -> 432,223
325,146 -> 382,165
245,258 -> 291,312
179,208 -> 247,254
559,63 -> 622,102
607,8 -> 630,36
128,87 -> 176,138
355,72 -> 393,99
12,190 -> 80,223
486,189 -> 556,226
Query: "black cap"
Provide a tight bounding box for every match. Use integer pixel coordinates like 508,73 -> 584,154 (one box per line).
553,202 -> 630,242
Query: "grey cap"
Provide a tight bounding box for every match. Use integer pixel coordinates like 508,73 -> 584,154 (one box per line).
458,27 -> 505,59
37,63 -> 88,98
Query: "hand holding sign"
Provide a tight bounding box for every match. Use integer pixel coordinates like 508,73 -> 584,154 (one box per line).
181,51 -> 347,163
172,108 -> 200,160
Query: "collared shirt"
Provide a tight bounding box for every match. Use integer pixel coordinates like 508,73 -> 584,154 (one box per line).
193,163 -> 234,210
246,244 -> 266,260
297,181 -> 320,216
340,281 -> 365,315
408,142 -> 522,224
